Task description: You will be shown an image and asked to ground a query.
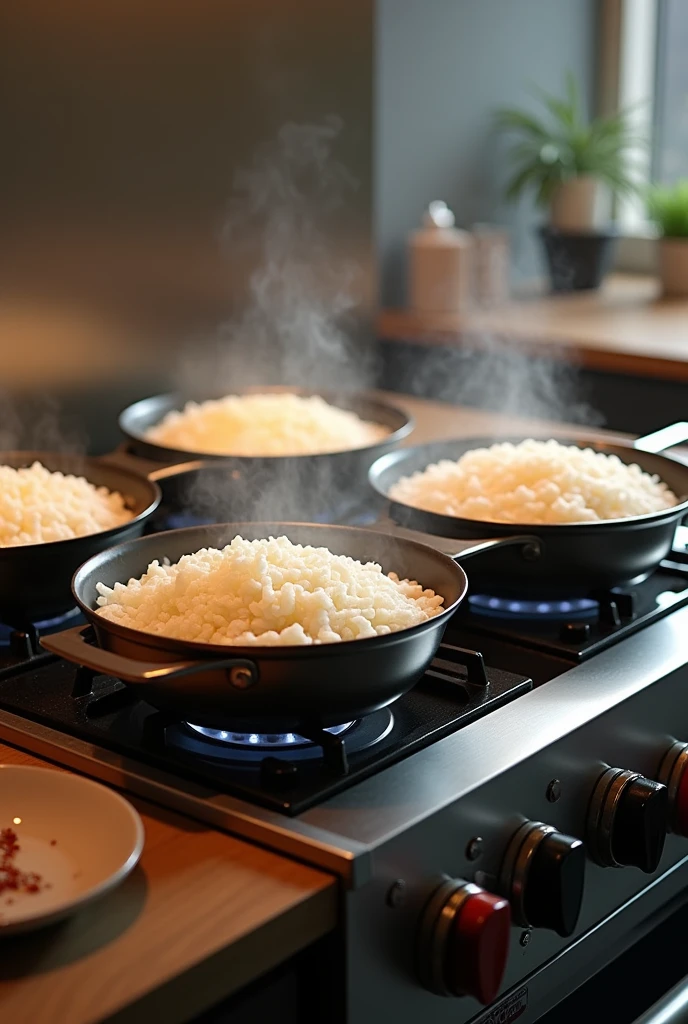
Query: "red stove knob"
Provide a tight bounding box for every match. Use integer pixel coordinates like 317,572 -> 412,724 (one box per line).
657,742 -> 688,835
417,879 -> 510,1004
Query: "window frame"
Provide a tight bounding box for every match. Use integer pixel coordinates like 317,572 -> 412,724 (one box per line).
599,0 -> 660,272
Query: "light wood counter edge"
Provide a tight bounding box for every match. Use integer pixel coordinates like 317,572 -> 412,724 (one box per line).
0,743 -> 337,1024
378,275 -> 688,383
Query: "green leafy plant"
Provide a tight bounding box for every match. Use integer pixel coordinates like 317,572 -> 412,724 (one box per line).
495,73 -> 642,207
647,180 -> 688,237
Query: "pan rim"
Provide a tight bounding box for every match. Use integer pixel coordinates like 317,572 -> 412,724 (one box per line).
369,435 -> 688,531
118,387 -> 414,461
71,521 -> 468,659
0,450 -> 162,554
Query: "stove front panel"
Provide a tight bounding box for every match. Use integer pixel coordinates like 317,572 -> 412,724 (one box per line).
339,648 -> 688,1021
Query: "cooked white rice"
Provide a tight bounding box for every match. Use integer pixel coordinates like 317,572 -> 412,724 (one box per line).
0,462 -> 134,546
95,535 -> 444,646
144,392 -> 389,456
388,439 -> 678,525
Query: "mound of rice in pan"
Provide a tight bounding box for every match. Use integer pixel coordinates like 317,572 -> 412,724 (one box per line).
0,462 -> 133,546
95,535 -> 444,646
145,392 -> 390,456
388,439 -> 678,525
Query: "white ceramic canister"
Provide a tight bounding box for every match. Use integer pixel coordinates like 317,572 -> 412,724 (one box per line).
471,223 -> 511,307
408,201 -> 473,314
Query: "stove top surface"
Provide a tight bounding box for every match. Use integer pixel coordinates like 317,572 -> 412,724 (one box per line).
459,560 -> 688,660
0,631 -> 531,814
3,517 -> 687,816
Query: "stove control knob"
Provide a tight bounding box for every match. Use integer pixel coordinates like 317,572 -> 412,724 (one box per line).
417,879 -> 510,1004
587,768 -> 668,872
657,742 -> 688,835
498,822 -> 585,937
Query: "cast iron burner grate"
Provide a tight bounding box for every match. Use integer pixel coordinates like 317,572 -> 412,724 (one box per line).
0,633 -> 532,814
0,607 -> 82,679
457,559 -> 688,675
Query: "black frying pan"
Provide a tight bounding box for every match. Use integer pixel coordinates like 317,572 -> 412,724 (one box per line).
368,424 -> 688,598
0,452 -> 161,626
41,523 -> 467,732
117,387 -> 413,521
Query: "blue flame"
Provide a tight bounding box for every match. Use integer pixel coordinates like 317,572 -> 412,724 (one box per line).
469,594 -> 598,622
187,721 -> 353,748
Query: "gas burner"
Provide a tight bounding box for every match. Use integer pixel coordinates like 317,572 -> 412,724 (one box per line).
163,513 -> 215,530
468,594 -> 599,622
171,709 -> 396,769
186,721 -> 354,749
0,606 -> 82,647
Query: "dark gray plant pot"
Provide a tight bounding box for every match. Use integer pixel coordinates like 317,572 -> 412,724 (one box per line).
538,226 -> 617,292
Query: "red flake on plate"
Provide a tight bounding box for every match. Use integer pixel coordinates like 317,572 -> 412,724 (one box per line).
0,827 -> 46,897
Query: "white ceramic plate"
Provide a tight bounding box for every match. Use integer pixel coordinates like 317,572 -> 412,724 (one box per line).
0,765 -> 144,935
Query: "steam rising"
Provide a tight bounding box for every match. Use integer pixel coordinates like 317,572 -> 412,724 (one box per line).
387,332 -> 602,429
165,116 -> 383,525
180,115 -> 371,394
162,118 -> 601,529
0,390 -> 85,454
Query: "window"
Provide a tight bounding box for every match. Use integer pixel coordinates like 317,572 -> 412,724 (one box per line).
601,0 -> 688,268
653,0 -> 688,185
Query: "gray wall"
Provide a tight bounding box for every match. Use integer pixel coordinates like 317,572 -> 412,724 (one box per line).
1,0 -> 373,452
375,0 -> 597,306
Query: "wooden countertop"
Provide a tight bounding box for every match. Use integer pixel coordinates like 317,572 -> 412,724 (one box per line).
378,275 -> 688,382
0,742 -> 337,1024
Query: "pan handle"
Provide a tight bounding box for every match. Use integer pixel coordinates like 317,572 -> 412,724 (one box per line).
380,522 -> 542,562
96,445 -> 210,483
40,625 -> 259,689
634,423 -> 688,454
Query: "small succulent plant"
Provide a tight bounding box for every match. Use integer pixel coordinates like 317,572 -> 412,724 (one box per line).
648,180 -> 688,237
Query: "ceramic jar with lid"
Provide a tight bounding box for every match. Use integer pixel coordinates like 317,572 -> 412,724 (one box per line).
408,201 -> 473,314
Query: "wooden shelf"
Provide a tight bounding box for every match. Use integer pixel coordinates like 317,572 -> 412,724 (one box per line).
378,275 -> 688,382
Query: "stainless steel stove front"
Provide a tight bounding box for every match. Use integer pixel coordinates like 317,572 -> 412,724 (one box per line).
3,605 -> 688,1022
331,604 -> 688,1022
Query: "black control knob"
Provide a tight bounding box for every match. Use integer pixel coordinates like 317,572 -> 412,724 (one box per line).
657,740 -> 688,835
587,768 -> 668,872
499,822 -> 585,937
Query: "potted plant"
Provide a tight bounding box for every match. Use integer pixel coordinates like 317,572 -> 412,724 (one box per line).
495,74 -> 641,292
648,180 -> 688,297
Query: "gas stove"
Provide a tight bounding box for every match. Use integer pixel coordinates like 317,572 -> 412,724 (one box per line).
3,530 -> 688,1024
0,631 -> 531,816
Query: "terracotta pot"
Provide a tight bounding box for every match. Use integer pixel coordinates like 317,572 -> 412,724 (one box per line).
549,176 -> 610,232
658,237 -> 688,298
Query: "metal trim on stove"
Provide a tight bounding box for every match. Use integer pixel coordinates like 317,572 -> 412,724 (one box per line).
299,604 -> 688,846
